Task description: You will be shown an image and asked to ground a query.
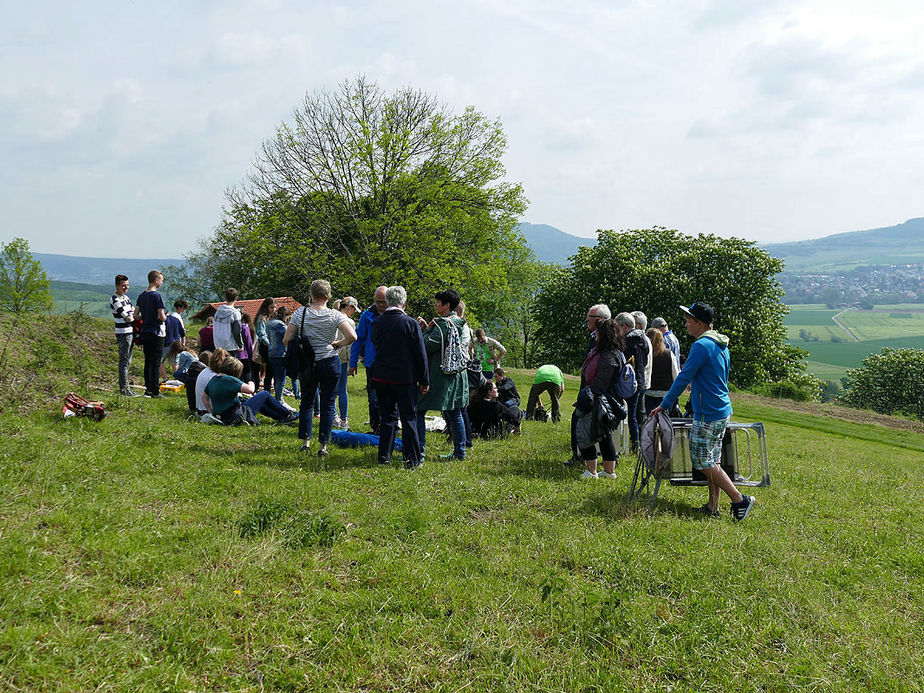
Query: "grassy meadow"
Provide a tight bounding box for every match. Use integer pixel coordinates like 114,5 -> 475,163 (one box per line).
785,303 -> 924,381
1,346 -> 923,690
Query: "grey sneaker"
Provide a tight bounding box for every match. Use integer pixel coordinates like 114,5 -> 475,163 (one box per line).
731,495 -> 756,521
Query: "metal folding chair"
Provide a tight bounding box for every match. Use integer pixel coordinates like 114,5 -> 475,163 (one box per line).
627,418 -> 771,507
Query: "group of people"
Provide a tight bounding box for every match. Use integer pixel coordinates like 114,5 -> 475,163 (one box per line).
109,272 -> 755,520
562,299 -> 755,520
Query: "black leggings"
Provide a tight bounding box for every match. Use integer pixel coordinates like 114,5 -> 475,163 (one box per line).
580,430 -> 617,461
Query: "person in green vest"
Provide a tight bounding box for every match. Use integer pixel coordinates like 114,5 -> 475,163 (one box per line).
525,364 -> 565,422
472,329 -> 506,380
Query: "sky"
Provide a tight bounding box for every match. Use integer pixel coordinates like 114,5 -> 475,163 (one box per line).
2,0 -> 923,258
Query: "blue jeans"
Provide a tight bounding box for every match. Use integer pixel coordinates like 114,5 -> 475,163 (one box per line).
116,333 -> 134,393
337,361 -> 349,419
298,356 -> 339,443
417,407 -> 466,460
243,391 -> 290,421
270,356 -> 287,400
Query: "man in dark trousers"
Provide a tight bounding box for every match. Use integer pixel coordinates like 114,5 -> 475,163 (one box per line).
371,285 -> 429,469
349,285 -> 388,433
136,270 -> 167,398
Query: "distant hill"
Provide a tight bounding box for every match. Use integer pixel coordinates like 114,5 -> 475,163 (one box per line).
34,253 -> 184,286
518,222 -> 594,264
763,218 -> 924,273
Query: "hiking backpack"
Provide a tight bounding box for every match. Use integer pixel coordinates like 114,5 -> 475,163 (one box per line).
615,352 -> 637,399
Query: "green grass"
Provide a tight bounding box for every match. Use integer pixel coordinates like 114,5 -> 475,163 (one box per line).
784,306 -> 924,379
784,309 -> 840,326
1,368 -> 923,690
793,335 -> 924,369
837,311 -> 924,341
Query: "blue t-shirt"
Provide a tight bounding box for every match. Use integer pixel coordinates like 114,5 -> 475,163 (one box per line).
137,290 -> 166,336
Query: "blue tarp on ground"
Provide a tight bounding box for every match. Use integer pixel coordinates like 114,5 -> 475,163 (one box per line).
330,429 -> 402,451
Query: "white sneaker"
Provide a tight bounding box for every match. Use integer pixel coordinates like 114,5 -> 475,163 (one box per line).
201,413 -> 223,425
581,469 -> 599,479
333,416 -> 342,428
598,471 -> 617,479
341,418 -> 350,430
299,440 -> 311,452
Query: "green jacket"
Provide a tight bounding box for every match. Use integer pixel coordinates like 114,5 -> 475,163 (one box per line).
417,314 -> 469,411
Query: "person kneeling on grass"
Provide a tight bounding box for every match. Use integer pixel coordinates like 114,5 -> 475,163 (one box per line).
468,381 -> 523,439
202,356 -> 298,426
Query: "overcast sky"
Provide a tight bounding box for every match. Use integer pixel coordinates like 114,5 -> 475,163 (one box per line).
2,0 -> 923,258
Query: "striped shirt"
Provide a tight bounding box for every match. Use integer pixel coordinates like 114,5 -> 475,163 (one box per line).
110,293 -> 135,335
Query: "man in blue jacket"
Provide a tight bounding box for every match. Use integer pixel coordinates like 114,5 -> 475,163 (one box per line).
371,286 -> 429,469
650,302 -> 756,521
349,286 -> 387,433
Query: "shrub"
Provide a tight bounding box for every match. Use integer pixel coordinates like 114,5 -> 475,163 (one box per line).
842,348 -> 924,420
752,372 -> 823,402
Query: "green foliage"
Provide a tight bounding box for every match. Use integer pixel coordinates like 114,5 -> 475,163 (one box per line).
533,228 -> 798,387
752,372 -> 823,402
478,255 -> 556,368
0,311 -> 110,412
842,348 -> 924,420
0,237 -> 53,314
170,76 -> 529,315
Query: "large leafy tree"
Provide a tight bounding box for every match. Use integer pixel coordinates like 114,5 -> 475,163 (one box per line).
0,237 -> 53,314
532,227 -> 799,388
171,77 -> 528,313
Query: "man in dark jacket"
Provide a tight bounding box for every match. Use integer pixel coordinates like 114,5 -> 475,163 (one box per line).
349,286 -> 388,433
616,311 -> 648,451
371,285 -> 429,469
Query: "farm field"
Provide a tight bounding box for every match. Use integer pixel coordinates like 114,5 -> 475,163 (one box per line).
785,304 -> 924,380
1,371 -> 922,690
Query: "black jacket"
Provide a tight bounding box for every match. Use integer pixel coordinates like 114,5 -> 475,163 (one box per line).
496,377 -> 520,406
370,309 -> 429,386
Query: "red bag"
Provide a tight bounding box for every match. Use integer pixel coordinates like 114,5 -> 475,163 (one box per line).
64,393 -> 106,421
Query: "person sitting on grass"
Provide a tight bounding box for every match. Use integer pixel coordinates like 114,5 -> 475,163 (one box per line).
202,356 -> 298,426
468,381 -> 523,439
165,341 -> 197,382
185,350 -> 211,414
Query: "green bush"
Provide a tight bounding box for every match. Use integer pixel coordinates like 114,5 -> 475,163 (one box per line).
842,348 -> 924,420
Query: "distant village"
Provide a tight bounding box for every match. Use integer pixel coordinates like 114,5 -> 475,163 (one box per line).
781,263 -> 924,307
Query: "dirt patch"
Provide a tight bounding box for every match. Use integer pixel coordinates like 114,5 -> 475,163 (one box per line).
734,392 -> 924,433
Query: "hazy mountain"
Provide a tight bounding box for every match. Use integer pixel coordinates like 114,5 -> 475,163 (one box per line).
518,222 -> 594,264
763,218 -> 924,273
34,253 -> 183,286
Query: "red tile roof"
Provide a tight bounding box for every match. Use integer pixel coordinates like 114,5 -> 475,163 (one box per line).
191,297 -> 303,322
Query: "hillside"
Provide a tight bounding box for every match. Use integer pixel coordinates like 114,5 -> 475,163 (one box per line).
0,310 -> 921,689
518,222 -> 593,264
34,252 -> 184,285
764,217 -> 924,273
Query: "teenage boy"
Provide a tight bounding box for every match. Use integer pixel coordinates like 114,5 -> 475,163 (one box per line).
213,288 -> 243,356
110,274 -> 138,396
136,270 -> 167,398
650,302 -> 756,521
